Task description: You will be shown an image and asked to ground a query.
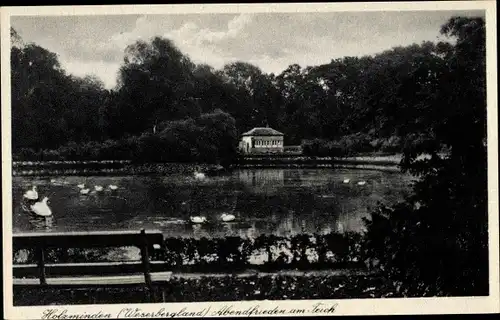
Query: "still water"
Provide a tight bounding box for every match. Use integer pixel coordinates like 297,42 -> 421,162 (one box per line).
13,168 -> 415,238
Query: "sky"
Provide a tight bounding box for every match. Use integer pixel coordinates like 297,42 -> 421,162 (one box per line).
11,10 -> 484,89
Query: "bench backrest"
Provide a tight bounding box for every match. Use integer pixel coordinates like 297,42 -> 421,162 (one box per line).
13,229 -> 166,288
13,229 -> 164,250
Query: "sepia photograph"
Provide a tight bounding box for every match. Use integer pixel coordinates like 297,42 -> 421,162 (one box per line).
2,2 -> 498,318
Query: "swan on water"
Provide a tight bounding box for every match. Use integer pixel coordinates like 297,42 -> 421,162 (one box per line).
108,185 -> 118,191
357,181 -> 366,186
343,179 -> 350,184
80,188 -> 90,195
50,179 -> 56,183
194,171 -> 206,180
190,216 -> 207,224
77,184 -> 85,189
221,213 -> 236,222
23,186 -> 39,200
94,185 -> 104,192
30,197 -> 52,217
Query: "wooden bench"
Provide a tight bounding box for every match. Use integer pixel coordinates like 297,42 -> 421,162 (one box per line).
13,229 -> 172,302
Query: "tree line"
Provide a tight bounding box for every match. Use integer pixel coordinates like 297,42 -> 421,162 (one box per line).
11,17 -> 481,162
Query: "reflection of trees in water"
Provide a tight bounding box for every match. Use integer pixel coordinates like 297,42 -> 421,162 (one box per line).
237,169 -> 285,193
143,176 -> 243,217
143,176 -> 179,213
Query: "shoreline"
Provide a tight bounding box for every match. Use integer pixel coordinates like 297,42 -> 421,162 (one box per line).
11,155 -> 402,176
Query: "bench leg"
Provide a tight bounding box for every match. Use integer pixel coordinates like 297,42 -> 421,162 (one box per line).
161,287 -> 167,303
35,246 -> 47,285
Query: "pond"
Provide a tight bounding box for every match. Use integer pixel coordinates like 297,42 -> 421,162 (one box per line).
12,168 -> 416,239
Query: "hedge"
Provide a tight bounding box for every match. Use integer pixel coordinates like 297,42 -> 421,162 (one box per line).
14,233 -> 370,272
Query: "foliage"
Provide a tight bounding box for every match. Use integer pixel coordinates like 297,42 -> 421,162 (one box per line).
301,139 -> 345,157
11,18 -> 479,159
12,110 -> 238,165
160,232 -> 366,271
363,17 -> 488,297
14,233 -> 367,272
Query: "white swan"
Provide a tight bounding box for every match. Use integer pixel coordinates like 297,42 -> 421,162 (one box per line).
190,216 -> 207,224
80,188 -> 90,195
194,171 -> 206,180
343,179 -> 350,184
30,197 -> 52,217
108,185 -> 118,191
357,181 -> 366,186
50,179 -> 56,183
77,184 -> 85,189
23,186 -> 39,200
221,213 -> 235,222
94,185 -> 104,192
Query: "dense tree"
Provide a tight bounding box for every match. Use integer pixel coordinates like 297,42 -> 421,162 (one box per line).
11,38 -> 106,151
363,17 -> 487,296
111,37 -> 198,135
218,62 -> 282,132
11,16 -> 487,167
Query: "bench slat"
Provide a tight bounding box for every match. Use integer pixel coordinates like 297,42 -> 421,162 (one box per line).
13,272 -> 172,286
13,230 -> 164,250
13,261 -> 170,278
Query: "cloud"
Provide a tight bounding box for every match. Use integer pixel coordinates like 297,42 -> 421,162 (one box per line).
61,58 -> 121,90
163,14 -> 252,61
12,11 -> 485,90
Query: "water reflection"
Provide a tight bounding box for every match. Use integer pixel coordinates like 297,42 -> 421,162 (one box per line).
191,224 -> 209,239
238,169 -> 284,193
13,169 -> 415,238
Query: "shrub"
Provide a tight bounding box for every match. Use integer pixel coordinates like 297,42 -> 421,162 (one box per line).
301,139 -> 344,157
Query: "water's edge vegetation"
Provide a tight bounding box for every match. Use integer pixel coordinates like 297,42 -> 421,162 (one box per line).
12,155 -> 401,176
14,233 -> 369,271
13,232 -> 404,305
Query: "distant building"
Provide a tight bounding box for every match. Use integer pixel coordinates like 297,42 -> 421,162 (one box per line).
239,127 -> 284,154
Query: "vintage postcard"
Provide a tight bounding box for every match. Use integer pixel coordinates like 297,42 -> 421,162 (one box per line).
2,2 -> 499,318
